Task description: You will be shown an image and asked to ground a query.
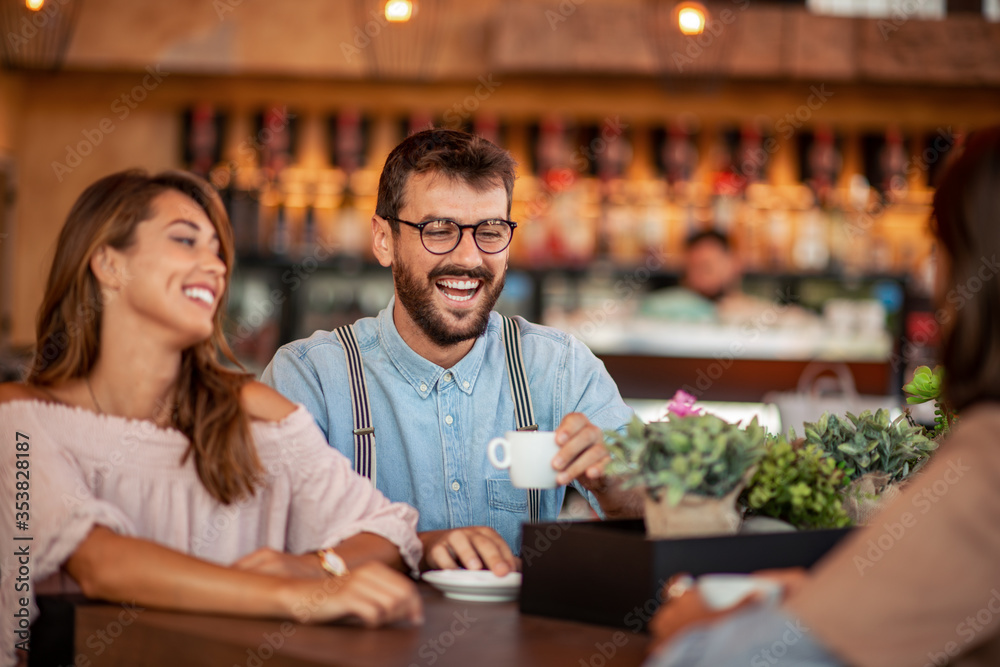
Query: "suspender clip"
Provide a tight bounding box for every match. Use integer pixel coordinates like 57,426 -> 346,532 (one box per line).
352,427 -> 375,436
516,424 -> 539,431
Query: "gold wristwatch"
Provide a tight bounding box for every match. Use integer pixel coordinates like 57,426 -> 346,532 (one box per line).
317,547 -> 349,577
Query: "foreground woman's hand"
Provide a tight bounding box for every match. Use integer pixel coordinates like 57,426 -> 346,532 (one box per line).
647,568 -> 807,655
419,527 -> 519,576
281,562 -> 423,628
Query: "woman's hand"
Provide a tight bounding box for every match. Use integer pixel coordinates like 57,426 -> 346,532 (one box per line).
647,568 -> 807,655
281,562 -> 423,628
233,547 -> 326,579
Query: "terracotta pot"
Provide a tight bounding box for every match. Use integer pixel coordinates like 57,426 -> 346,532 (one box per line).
643,480 -> 746,539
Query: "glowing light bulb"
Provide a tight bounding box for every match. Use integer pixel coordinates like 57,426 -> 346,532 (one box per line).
384,0 -> 413,22
677,3 -> 707,36
25,0 -> 45,10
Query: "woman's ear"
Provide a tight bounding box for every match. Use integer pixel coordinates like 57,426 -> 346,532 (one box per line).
371,215 -> 394,268
89,246 -> 124,291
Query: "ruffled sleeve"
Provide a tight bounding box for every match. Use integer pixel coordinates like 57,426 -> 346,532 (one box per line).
0,402 -> 136,667
257,406 -> 423,575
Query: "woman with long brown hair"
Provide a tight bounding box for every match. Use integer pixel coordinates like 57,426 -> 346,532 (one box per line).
0,169 -> 423,666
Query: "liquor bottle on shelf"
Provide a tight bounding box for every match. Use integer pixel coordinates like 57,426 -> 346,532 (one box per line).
269,203 -> 291,257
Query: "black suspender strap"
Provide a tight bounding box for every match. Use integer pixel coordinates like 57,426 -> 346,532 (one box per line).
500,315 -> 542,524
334,324 -> 377,485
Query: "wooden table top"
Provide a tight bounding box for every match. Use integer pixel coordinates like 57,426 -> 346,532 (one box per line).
68,584 -> 652,667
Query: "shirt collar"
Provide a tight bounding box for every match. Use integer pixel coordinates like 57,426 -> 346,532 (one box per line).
376,296 -> 490,398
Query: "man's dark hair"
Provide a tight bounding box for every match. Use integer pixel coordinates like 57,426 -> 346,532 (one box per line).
375,128 -> 517,232
684,229 -> 732,252
932,126 -> 1000,412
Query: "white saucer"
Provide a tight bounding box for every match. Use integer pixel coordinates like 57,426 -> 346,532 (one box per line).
422,570 -> 522,602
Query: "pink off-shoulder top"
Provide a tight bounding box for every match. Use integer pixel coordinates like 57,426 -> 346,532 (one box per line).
0,399 -> 421,666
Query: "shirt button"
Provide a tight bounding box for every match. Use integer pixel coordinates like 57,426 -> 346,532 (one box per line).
419,383 -> 427,392
451,481 -> 461,491
463,381 -> 470,389
443,372 -> 453,382
445,415 -> 454,425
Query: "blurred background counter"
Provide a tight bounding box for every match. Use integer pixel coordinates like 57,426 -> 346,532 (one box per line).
1,0 -> 997,408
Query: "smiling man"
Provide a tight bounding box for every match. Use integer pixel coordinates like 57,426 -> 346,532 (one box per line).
262,129 -> 640,575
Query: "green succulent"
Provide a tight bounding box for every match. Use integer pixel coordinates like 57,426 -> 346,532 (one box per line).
605,413 -> 766,506
902,365 -> 943,404
741,437 -> 852,530
902,365 -> 955,437
800,409 -> 938,483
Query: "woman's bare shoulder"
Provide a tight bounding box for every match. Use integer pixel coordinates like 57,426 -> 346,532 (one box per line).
0,382 -> 48,405
240,381 -> 297,422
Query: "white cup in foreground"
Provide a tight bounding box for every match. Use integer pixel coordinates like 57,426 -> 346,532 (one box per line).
696,574 -> 783,611
487,431 -> 560,489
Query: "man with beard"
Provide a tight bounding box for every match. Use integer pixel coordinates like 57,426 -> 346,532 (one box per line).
263,129 -> 639,575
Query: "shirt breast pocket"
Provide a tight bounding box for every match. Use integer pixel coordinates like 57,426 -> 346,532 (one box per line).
485,477 -> 528,555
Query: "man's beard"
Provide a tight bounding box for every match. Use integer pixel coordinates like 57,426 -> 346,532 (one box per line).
392,253 -> 506,347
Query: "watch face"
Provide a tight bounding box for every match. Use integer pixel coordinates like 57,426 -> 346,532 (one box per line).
320,549 -> 348,576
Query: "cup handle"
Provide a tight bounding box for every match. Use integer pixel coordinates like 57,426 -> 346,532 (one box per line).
487,437 -> 510,470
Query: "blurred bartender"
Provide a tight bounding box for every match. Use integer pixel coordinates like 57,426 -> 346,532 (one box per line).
641,230 -> 814,327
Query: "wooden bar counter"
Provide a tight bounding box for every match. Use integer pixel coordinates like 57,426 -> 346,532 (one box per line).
40,585 -> 650,667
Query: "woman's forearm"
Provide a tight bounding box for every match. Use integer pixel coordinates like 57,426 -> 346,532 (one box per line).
65,526 -> 300,618
334,532 -> 407,573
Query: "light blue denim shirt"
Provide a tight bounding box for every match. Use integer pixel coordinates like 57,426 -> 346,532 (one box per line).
260,298 -> 634,553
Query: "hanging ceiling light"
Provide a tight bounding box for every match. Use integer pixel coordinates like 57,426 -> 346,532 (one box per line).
676,1 -> 708,35
384,0 -> 414,22
354,0 -> 442,79
0,0 -> 81,70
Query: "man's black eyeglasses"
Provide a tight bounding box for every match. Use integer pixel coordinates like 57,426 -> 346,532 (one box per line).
384,217 -> 517,255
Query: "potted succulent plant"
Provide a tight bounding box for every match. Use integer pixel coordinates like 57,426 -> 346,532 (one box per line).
799,408 -> 937,525
605,398 -> 767,538
741,435 -> 853,531
902,365 -> 956,438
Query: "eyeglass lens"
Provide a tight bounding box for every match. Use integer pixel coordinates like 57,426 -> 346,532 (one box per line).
422,220 -> 512,253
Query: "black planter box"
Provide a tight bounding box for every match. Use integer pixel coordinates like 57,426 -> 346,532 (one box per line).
519,519 -> 852,630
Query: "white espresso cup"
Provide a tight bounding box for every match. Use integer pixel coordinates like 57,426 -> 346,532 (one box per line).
487,431 -> 560,489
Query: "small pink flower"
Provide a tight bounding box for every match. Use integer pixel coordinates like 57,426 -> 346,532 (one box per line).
667,390 -> 702,417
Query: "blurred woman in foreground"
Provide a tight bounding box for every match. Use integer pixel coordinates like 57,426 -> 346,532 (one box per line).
647,126 -> 1000,666
0,170 -> 423,667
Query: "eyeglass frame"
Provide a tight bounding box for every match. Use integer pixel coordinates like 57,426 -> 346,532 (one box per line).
382,215 -> 518,255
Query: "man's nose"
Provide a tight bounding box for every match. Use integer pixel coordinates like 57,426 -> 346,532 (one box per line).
449,227 -> 483,267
